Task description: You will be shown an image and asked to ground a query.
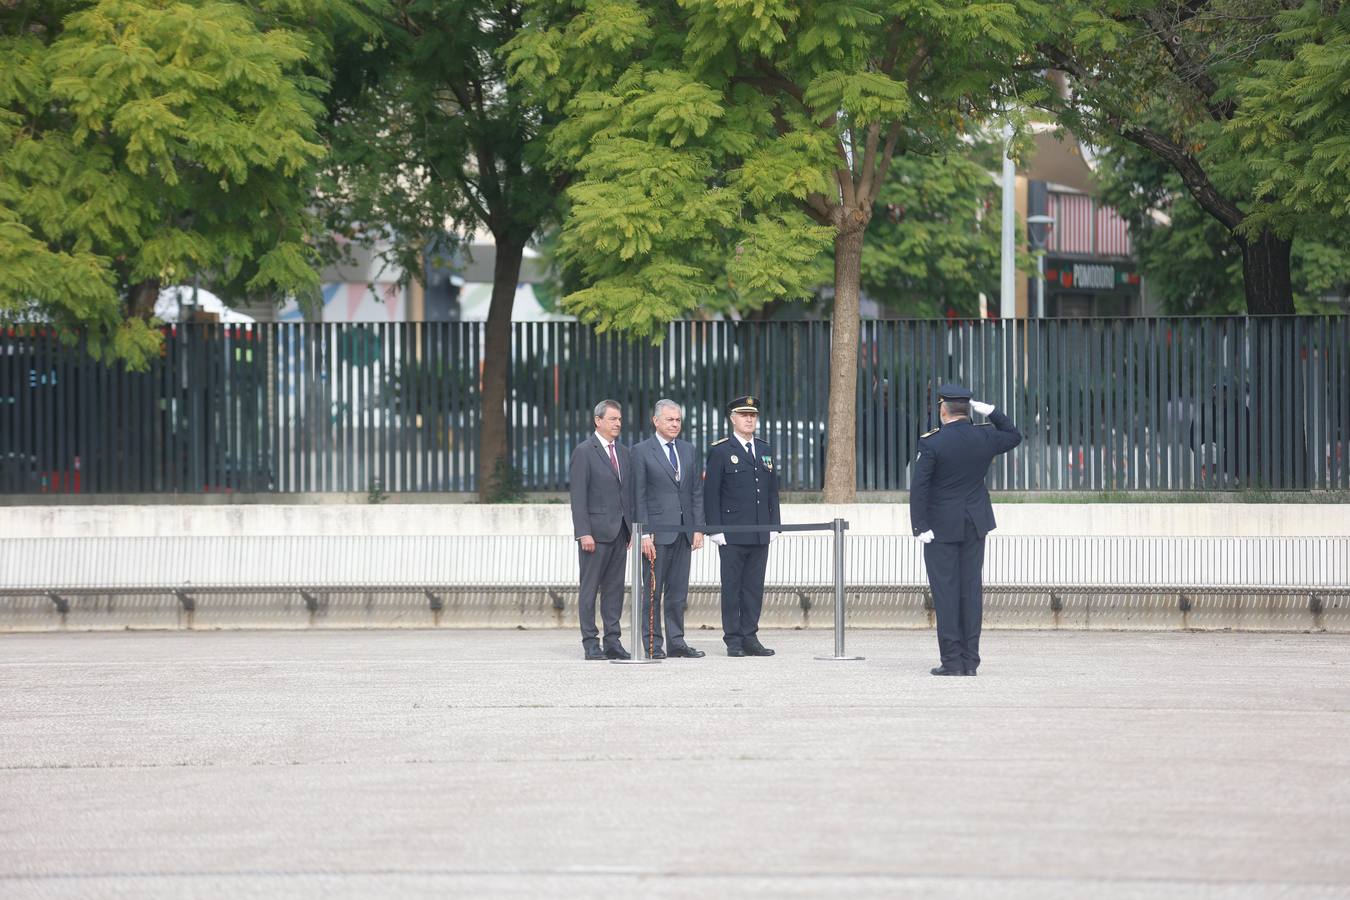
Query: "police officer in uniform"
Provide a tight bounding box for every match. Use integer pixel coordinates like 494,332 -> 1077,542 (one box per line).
704,395 -> 781,657
910,384 -> 1022,676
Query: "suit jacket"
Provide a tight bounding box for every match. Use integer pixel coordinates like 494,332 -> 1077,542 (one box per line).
704,435 -> 781,546
633,435 -> 704,545
910,409 -> 1022,542
569,434 -> 635,543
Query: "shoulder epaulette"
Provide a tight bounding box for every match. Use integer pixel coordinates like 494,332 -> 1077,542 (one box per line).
920,427 -> 939,438
976,422 -> 994,427
711,437 -> 729,446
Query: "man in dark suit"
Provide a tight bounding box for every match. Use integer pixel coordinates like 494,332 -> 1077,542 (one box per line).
704,395 -> 781,657
910,383 -> 1022,676
633,399 -> 706,659
569,399 -> 635,660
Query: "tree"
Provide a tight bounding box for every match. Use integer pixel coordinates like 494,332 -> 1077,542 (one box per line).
0,0 -> 349,366
1230,2 -> 1350,231
861,136 -> 1021,316
1033,0 -> 1349,316
1095,137 -> 1350,314
510,0 -> 1043,501
319,0 -> 568,501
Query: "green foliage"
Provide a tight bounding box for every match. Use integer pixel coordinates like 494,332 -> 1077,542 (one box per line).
1096,139 -> 1350,314
367,478 -> 390,504
510,0 -> 1049,337
318,0 -> 569,279
1230,2 -> 1350,230
1036,0 -> 1350,313
481,458 -> 526,503
1,0 -> 354,367
860,136 -> 1027,316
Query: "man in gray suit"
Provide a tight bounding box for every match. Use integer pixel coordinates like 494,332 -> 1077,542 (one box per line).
569,399 -> 635,660
634,399 -> 706,659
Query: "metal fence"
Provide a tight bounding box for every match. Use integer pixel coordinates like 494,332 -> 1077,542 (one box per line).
3,316 -> 1347,494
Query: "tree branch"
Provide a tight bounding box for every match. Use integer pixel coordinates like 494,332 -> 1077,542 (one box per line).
1139,9 -> 1234,120
798,193 -> 834,225
752,59 -> 805,103
1039,43 -> 1245,231
855,121 -> 882,202
860,45 -> 928,201
1116,121 -> 1245,230
834,144 -> 857,209
868,121 -> 904,200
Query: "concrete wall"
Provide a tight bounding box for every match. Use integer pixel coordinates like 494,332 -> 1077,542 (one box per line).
4,503 -> 1346,634
4,502 -> 1347,539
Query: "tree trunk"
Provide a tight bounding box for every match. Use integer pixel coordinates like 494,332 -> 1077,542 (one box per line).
128,279 -> 160,319
822,219 -> 866,503
477,237 -> 525,501
1236,228 -> 1295,315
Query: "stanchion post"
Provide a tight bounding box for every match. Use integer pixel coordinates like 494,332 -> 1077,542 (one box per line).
614,521 -> 659,665
817,517 -> 864,661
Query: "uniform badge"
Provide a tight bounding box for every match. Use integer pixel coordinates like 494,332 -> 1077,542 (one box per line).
730,454 -> 739,464
762,456 -> 773,470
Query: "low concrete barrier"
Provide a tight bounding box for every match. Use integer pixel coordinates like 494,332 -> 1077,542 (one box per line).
2,500 -> 1347,633
3,501 -> 1348,539
4,585 -> 1345,634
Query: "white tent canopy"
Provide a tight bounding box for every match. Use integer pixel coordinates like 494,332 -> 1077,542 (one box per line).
155,286 -> 256,324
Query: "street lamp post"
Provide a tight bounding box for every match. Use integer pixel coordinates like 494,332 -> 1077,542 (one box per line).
1026,214 -> 1055,319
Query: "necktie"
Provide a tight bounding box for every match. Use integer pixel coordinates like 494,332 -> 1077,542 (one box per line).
666,442 -> 680,480
607,442 -> 620,479
745,441 -> 755,466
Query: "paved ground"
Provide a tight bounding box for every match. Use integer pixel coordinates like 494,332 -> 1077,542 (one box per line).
1,628 -> 1347,899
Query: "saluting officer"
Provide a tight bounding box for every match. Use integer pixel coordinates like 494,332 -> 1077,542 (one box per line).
705,395 -> 781,657
910,383 -> 1022,676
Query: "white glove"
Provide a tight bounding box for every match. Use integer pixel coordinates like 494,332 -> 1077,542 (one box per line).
710,533 -> 726,547
768,530 -> 779,543
916,530 -> 935,544
971,400 -> 994,416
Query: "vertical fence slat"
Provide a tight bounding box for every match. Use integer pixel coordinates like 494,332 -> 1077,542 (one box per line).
4,317 -> 1348,497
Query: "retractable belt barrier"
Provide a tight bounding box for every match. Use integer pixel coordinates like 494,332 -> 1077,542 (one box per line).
614,518 -> 863,665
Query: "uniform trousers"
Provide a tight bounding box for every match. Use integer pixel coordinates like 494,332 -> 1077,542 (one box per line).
577,524 -> 630,650
718,543 -> 769,650
639,534 -> 693,653
922,517 -> 986,671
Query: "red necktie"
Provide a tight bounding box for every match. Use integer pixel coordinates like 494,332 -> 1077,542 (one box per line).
607,443 -> 620,479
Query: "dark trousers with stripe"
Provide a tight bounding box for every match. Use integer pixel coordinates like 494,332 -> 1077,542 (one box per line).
718,543 -> 769,650
922,518 -> 986,671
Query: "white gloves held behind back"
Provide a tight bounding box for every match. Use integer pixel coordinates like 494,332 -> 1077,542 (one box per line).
708,532 -> 776,546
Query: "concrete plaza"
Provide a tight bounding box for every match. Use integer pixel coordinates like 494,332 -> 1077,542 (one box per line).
1,628 -> 1347,898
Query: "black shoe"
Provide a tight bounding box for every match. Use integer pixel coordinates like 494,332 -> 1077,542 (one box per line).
962,669 -> 977,676
647,647 -> 667,660
584,646 -> 605,661
930,666 -> 965,676
668,645 -> 705,658
605,644 -> 631,660
726,647 -> 746,657
743,643 -> 775,656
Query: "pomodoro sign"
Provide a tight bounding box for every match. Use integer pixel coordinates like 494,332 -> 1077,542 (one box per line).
1043,261 -> 1141,291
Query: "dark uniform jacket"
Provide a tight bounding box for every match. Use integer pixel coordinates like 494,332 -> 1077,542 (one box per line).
704,435 -> 781,546
910,410 -> 1022,542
